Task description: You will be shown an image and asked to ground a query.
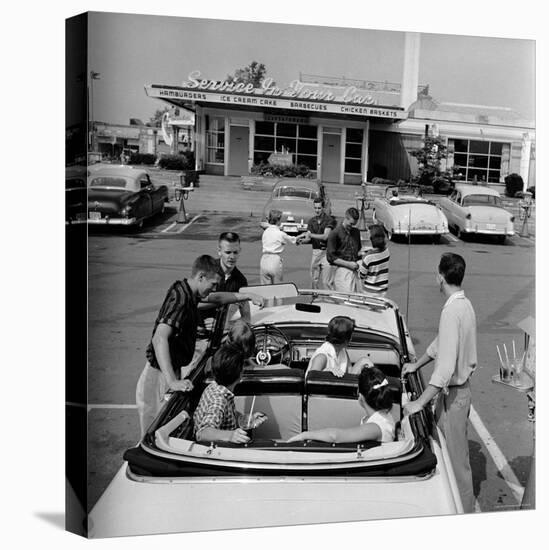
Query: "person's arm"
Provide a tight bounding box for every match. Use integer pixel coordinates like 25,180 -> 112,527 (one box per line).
308,227 -> 332,241
204,292 -> 264,307
401,351 -> 434,375
287,422 -> 381,444
196,426 -> 250,443
403,384 -> 440,416
152,323 -> 193,392
307,353 -> 328,372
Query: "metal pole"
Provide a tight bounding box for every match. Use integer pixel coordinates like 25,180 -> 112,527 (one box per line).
405,208 -> 412,323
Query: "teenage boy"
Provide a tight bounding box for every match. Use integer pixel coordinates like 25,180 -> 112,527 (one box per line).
297,198 -> 336,289
194,343 -> 267,443
402,253 -> 477,513
136,255 -> 222,437
326,207 -> 362,293
358,224 -> 390,297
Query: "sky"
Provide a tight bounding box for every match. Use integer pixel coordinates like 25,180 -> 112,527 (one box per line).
84,11 -> 536,126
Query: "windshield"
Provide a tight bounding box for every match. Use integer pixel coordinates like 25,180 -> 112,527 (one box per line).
462,194 -> 502,207
276,187 -> 314,200
89,176 -> 131,189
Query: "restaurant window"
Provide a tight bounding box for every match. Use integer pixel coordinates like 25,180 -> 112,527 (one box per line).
206,116 -> 225,164
344,128 -> 364,174
452,139 -> 508,183
254,122 -> 318,169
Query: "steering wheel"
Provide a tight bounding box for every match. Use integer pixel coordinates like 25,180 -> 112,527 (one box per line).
252,324 -> 292,367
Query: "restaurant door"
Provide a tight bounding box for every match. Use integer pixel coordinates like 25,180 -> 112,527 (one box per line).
321,132 -> 341,183
228,126 -> 249,176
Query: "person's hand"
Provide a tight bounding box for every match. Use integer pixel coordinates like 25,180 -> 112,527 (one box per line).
169,379 -> 193,392
249,294 -> 265,308
402,362 -> 420,376
403,400 -> 423,417
229,428 -> 250,444
251,412 -> 268,428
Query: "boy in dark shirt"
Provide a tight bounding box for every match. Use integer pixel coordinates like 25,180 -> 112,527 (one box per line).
136,255 -> 222,437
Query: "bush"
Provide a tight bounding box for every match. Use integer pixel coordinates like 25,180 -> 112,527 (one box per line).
129,153 -> 156,165
250,162 -> 313,178
504,173 -> 524,197
158,152 -> 195,171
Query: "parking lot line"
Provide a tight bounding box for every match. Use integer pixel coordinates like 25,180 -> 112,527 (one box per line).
176,214 -> 202,233
161,221 -> 178,233
469,405 -> 524,503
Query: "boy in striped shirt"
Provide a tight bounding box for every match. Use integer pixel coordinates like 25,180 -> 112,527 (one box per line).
358,224 -> 390,297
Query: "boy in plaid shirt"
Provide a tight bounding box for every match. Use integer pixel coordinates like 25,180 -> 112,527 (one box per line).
194,343 -> 266,443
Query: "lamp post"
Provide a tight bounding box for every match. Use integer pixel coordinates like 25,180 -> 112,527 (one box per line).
89,71 -> 100,152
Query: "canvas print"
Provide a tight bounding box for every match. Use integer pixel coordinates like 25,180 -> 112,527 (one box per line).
65,11 -> 536,539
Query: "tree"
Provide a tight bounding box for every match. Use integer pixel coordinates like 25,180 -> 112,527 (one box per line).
226,61 -> 269,87
409,133 -> 450,186
148,107 -> 170,127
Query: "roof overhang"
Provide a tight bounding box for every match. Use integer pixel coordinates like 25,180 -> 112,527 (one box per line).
145,84 -> 407,122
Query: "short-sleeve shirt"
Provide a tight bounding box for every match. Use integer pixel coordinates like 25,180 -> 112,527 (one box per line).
358,246 -> 390,294
361,410 -> 396,442
193,381 -> 238,436
262,224 -> 296,253
145,279 -> 198,371
307,213 -> 337,250
217,261 -> 248,293
326,222 -> 362,264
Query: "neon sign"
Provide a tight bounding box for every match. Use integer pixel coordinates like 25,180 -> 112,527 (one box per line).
181,70 -> 378,106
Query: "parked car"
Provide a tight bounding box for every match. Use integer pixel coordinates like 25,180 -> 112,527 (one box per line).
87,164 -> 169,228
372,185 -> 449,243
65,166 -> 88,225
439,184 -> 515,244
262,180 -> 331,234
89,284 -> 463,538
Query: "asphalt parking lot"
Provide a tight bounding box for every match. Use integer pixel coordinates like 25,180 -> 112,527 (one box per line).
85,169 -> 535,514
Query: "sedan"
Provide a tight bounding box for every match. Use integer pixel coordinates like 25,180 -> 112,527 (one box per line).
87,164 -> 169,228
89,284 -> 462,538
262,179 -> 331,234
372,185 -> 449,242
65,166 -> 87,225
439,184 -> 515,243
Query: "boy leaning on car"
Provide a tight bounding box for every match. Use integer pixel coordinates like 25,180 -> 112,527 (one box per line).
135,255 -> 222,438
402,253 -> 477,513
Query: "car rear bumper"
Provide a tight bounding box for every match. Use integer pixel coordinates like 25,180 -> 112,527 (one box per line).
281,223 -> 307,234
462,228 -> 514,236
393,228 -> 449,236
87,216 -> 138,225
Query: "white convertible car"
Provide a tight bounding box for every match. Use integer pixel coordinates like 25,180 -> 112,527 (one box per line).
88,284 -> 463,538
372,185 -> 449,243
439,184 -> 515,243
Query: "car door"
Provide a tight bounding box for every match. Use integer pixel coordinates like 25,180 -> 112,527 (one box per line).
138,174 -> 155,218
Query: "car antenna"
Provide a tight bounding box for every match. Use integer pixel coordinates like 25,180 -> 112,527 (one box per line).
405,207 -> 412,323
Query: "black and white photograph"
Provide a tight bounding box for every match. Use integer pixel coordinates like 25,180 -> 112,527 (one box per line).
6,1 -> 545,547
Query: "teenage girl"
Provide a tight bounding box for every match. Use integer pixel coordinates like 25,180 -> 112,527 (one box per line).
288,366 -> 396,443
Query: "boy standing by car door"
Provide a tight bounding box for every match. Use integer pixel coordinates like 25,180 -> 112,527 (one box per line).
136,255 -> 222,438
402,253 -> 477,513
296,198 -> 336,289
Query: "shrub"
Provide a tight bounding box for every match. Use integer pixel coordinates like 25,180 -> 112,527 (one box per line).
129,153 -> 156,165
250,162 -> 312,178
158,152 -> 195,171
504,173 -> 524,197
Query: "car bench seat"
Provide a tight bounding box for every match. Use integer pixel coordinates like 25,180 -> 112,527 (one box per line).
305,370 -> 401,435
233,368 -> 304,441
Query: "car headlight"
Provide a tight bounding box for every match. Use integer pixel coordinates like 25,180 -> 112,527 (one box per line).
120,205 -> 133,216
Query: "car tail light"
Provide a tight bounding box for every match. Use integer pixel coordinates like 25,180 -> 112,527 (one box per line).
465,213 -> 472,220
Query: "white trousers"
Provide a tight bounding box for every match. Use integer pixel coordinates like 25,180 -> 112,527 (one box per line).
310,249 -> 334,289
333,266 -> 359,293
135,362 -> 169,438
260,253 -> 283,284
